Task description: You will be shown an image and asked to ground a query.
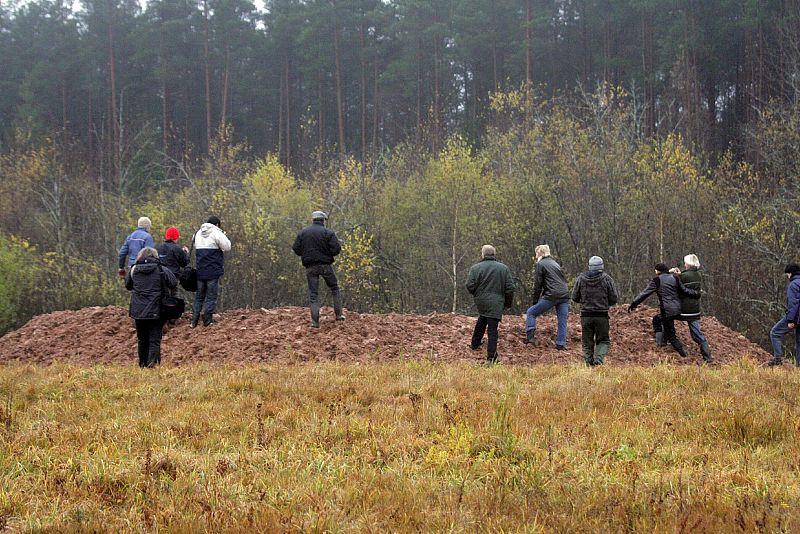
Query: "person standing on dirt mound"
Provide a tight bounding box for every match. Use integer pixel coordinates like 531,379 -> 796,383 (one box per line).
125,247 -> 177,368
466,245 -> 515,365
191,216 -> 231,328
628,263 -> 700,359
157,227 -> 190,326
571,256 -> 618,367
524,244 -> 570,350
118,217 -> 155,278
292,211 -> 344,328
768,264 -> 800,367
670,254 -> 713,363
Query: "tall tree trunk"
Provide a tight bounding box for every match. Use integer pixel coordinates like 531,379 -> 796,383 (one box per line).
416,38 -> 422,143
220,44 -> 230,127
284,55 -> 291,167
525,0 -> 533,114
491,0 -> 498,91
318,68 -> 325,153
203,0 -> 212,151
332,3 -> 346,156
105,0 -> 119,188
372,57 -> 379,152
360,17 -> 367,161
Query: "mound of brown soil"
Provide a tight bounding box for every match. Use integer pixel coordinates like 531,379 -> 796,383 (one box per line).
0,305 -> 770,366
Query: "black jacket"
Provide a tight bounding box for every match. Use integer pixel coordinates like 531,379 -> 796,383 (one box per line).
125,258 -> 178,320
532,256 -> 570,301
292,222 -> 342,267
157,240 -> 189,276
678,268 -> 703,319
631,272 -> 700,318
572,271 -> 619,316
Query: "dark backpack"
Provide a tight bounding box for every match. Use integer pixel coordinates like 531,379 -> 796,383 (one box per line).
179,233 -> 198,292
160,267 -> 186,320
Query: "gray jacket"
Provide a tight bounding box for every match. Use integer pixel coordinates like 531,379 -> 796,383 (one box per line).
532,256 -> 570,301
631,273 -> 700,318
572,271 -> 618,316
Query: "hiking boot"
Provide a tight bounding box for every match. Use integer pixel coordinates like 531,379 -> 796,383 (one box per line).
202,313 -> 214,327
310,303 -> 321,328
191,315 -> 199,328
311,320 -> 320,328
768,357 -> 783,367
523,329 -> 535,345
655,332 -> 666,347
332,293 -> 344,321
700,341 -> 713,363
485,352 -> 499,366
335,314 -> 346,321
555,345 -> 567,351
470,339 -> 485,351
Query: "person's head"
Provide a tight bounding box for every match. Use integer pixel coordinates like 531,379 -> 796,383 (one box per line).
311,210 -> 328,224
535,244 -> 550,260
683,254 -> 700,270
588,255 -> 604,272
785,264 -> 800,278
481,245 -> 496,259
136,247 -> 159,262
207,216 -> 221,229
165,227 -> 180,242
137,217 -> 152,231
655,263 -> 670,274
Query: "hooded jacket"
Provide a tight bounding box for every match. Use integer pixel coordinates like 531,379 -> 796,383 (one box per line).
532,256 -> 570,301
125,257 -> 177,320
631,272 -> 700,318
571,271 -> 619,317
157,240 -> 189,276
118,227 -> 155,268
292,221 -> 342,267
466,257 -> 515,320
193,223 -> 232,281
785,273 -> 800,323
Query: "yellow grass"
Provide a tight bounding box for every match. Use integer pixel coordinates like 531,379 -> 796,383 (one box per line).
1,360 -> 799,532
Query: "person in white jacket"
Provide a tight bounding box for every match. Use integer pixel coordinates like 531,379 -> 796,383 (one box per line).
191,216 -> 231,327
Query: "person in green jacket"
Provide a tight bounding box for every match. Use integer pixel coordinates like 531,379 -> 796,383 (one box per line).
466,245 -> 515,364
670,253 -> 713,363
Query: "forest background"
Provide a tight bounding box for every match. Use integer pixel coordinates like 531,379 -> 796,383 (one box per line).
0,0 -> 798,349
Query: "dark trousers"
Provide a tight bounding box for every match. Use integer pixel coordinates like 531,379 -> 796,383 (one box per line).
135,319 -> 164,368
472,316 -> 500,359
581,315 -> 610,365
306,264 -> 340,303
661,315 -> 687,356
193,278 -> 220,318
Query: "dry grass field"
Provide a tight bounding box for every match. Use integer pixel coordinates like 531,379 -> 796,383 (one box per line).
1,360 -> 799,533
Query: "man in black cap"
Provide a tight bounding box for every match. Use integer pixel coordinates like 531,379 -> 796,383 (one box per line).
292,211 -> 343,328
768,264 -> 800,367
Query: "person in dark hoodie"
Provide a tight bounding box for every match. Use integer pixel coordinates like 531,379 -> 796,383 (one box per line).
292,210 -> 343,328
524,244 -> 570,349
571,256 -> 618,367
628,263 -> 700,358
768,263 -> 800,367
157,227 -> 190,326
191,216 -> 232,328
466,245 -> 515,365
670,254 -> 713,363
125,247 -> 177,368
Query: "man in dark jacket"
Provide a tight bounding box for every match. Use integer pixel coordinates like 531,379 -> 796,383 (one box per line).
191,216 -> 231,328
525,244 -> 570,349
125,247 -> 177,368
292,211 -> 343,328
671,254 -> 712,363
157,227 -> 189,277
768,264 -> 800,367
466,245 -> 515,364
629,263 -> 700,358
572,256 -> 618,367
118,216 -> 155,277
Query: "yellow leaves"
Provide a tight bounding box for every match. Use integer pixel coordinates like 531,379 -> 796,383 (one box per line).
338,228 -> 379,308
425,422 -> 475,467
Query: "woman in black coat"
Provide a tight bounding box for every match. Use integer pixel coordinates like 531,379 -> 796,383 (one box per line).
125,247 -> 177,367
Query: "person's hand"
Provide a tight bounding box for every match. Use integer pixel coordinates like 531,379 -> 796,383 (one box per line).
789,322 -> 796,330
118,268 -> 126,278
669,267 -> 680,274
182,246 -> 189,254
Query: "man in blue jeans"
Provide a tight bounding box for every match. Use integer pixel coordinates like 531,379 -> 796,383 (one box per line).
191,216 -> 231,328
524,244 -> 570,349
768,263 -> 800,367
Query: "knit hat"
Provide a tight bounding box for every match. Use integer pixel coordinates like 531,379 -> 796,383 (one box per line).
655,263 -> 670,273
137,216 -> 152,230
311,210 -> 328,221
588,256 -> 604,272
481,245 -> 496,258
165,227 -> 180,241
785,264 -> 800,275
207,216 -> 221,228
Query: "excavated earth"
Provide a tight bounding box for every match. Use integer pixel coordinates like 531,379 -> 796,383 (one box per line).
0,305 -> 771,366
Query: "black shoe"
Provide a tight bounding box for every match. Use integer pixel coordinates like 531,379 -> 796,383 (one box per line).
202,314 -> 214,327
768,358 -> 783,367
311,321 -> 320,328
470,340 -> 485,351
190,316 -> 199,328
485,352 -> 499,366
556,345 -> 567,351
523,330 -> 535,345
335,315 -> 345,321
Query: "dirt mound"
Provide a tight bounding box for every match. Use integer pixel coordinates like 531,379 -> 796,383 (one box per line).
0,305 -> 771,366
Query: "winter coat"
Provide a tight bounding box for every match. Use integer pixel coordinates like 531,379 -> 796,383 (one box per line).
532,256 -> 570,302
466,257 -> 515,320
571,271 -> 619,317
631,273 -> 700,318
193,223 -> 232,281
292,221 -> 342,268
125,257 -> 177,320
118,227 -> 155,268
678,267 -> 703,319
785,273 -> 800,323
157,240 -> 189,276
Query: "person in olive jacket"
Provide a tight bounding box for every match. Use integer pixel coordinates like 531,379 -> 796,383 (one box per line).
670,254 -> 713,363
572,256 -> 618,367
768,263 -> 800,367
466,245 -> 515,364
525,244 -> 570,349
125,247 -> 177,368
628,263 -> 700,358
292,210 -> 344,328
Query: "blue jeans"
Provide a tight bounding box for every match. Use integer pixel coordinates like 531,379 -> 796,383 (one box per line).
526,298 -> 569,346
770,316 -> 800,364
687,320 -> 707,344
193,278 -> 220,318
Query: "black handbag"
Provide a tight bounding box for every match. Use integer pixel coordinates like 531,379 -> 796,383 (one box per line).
179,232 -> 198,292
160,267 -> 186,320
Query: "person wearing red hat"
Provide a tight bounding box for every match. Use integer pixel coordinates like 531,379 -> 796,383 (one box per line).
157,228 -> 189,281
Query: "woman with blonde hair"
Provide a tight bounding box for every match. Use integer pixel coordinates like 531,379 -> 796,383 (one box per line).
125,247 -> 177,367
671,253 -> 712,363
524,244 -> 570,349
